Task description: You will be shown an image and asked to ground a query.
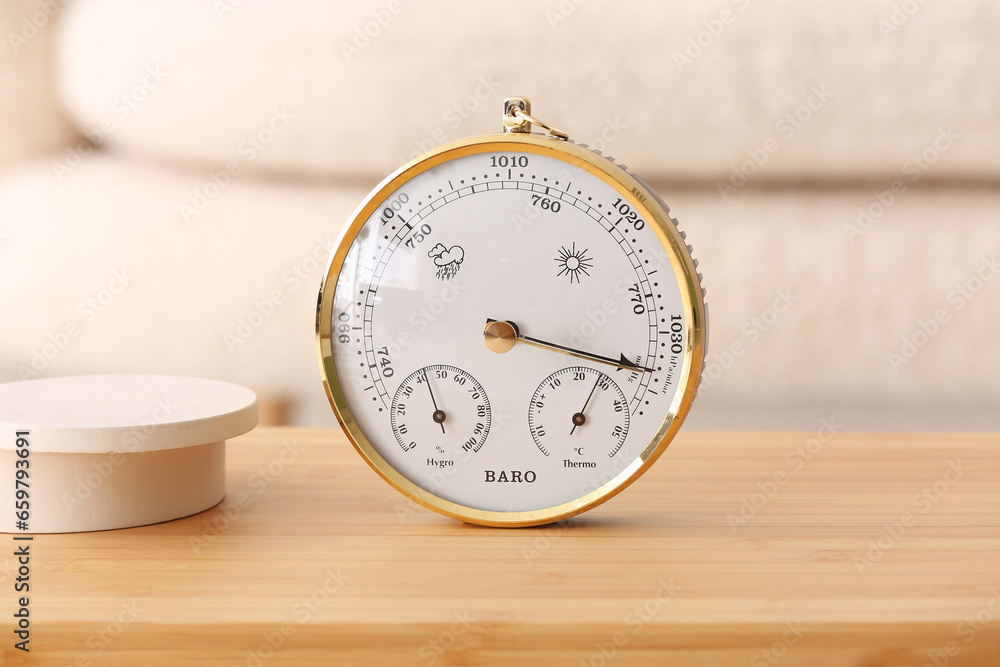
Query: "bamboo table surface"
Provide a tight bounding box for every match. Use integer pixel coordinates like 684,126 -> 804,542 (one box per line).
4,427 -> 999,666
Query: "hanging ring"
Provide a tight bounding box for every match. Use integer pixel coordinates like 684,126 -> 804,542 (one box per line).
502,98 -> 570,140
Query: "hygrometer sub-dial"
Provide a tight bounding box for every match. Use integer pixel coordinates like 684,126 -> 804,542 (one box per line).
527,366 -> 630,462
389,365 -> 491,459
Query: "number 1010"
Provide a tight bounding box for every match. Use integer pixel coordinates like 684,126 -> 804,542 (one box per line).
490,155 -> 529,168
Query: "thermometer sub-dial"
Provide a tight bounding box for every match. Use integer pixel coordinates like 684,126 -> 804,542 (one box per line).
527,366 -> 630,460
389,364 -> 491,457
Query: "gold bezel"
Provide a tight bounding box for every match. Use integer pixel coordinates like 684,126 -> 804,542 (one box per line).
317,132 -> 706,527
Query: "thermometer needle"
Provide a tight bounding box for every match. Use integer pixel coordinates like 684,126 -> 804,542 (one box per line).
570,376 -> 601,435
484,319 -> 654,373
423,368 -> 446,433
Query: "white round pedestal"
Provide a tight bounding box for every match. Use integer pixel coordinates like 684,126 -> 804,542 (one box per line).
0,375 -> 258,533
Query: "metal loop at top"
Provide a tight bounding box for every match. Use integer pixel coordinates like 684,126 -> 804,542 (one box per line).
505,108 -> 570,141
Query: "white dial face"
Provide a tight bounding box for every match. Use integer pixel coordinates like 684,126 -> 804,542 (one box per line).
326,142 -> 693,515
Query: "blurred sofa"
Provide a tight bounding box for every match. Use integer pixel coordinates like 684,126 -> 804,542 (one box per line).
1,0 -> 998,430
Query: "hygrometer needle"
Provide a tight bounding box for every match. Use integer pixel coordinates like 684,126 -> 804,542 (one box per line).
570,376 -> 601,435
424,368 -> 446,434
485,319 -> 654,373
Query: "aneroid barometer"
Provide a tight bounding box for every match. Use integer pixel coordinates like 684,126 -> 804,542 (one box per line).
317,97 -> 706,526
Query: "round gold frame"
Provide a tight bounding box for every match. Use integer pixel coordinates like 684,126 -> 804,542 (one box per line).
317,132 -> 706,527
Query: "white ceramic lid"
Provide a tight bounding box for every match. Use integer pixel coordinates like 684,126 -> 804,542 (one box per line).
0,374 -> 258,453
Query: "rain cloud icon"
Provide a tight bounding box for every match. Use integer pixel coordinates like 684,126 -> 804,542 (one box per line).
427,243 -> 465,281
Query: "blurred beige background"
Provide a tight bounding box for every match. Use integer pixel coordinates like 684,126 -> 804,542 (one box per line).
1,0 -> 997,430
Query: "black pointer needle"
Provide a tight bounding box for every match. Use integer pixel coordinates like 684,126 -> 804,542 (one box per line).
485,319 -> 654,373
424,368 -> 446,434
570,375 -> 602,435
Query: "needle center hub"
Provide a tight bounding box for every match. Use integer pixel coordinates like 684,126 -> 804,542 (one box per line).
484,320 -> 517,354
432,410 -> 446,424
572,412 -> 586,427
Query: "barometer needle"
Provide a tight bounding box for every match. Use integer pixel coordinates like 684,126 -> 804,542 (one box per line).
570,376 -> 601,435
484,319 -> 654,373
423,368 -> 446,434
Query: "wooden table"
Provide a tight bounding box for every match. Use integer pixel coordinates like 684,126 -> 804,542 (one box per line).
5,428 -> 999,666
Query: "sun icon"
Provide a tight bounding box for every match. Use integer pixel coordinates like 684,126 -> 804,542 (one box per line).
555,243 -> 594,283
